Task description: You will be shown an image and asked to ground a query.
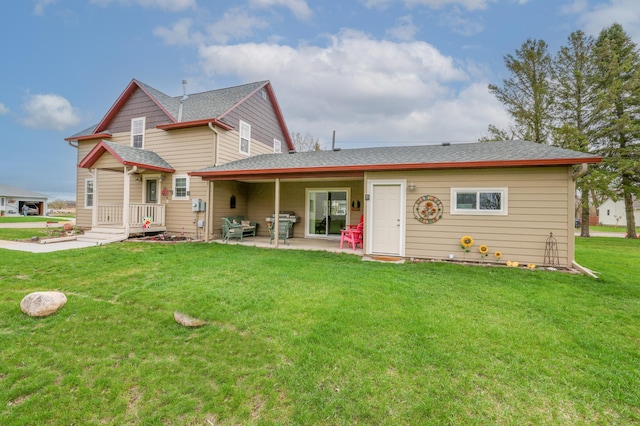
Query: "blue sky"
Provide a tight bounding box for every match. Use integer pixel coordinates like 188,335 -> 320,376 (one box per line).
1,0 -> 638,200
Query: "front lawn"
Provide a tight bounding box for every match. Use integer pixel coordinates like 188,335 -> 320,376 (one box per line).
1,239 -> 638,424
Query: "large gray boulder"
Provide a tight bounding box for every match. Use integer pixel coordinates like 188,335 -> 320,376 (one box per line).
20,291 -> 67,317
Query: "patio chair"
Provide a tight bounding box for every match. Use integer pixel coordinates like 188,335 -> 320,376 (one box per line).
269,221 -> 292,245
340,221 -> 363,250
222,217 -> 244,242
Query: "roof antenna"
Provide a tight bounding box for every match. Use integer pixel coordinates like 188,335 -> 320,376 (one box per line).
181,80 -> 188,100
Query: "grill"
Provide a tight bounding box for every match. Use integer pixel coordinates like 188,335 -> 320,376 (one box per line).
266,212 -> 299,238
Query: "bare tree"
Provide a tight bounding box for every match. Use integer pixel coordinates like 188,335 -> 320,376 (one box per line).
290,132 -> 323,152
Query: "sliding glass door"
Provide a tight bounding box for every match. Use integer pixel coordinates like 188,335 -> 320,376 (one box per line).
306,189 -> 348,237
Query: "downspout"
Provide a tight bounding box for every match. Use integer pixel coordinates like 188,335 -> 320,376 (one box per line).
67,140 -> 78,148
207,122 -> 219,166
572,163 -> 588,180
205,122 -> 220,242
571,163 -> 596,277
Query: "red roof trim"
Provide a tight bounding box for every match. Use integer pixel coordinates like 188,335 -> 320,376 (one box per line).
264,82 -> 294,151
93,79 -> 176,134
216,81 -> 294,152
64,133 -> 112,142
78,140 -> 123,168
157,118 -> 233,131
78,140 -> 175,173
190,157 -> 602,180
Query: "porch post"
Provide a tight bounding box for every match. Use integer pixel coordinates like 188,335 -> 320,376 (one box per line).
123,166 -> 137,236
90,168 -> 98,228
274,178 -> 280,248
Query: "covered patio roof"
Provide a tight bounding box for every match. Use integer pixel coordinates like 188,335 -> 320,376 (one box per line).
190,140 -> 601,181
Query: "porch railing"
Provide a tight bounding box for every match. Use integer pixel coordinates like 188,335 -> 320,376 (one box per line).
97,204 -> 165,227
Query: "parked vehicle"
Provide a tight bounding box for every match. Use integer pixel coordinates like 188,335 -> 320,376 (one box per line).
24,204 -> 40,216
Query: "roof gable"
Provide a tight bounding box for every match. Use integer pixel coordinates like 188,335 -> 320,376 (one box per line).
79,140 -> 175,173
66,79 -> 294,150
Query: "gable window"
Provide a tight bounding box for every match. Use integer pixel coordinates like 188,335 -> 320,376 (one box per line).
451,188 -> 507,215
273,138 -> 282,153
173,175 -> 189,200
85,179 -> 94,208
239,120 -> 251,155
131,117 -> 145,148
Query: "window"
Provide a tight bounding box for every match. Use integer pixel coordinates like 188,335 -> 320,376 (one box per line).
85,179 -> 94,208
451,188 -> 507,215
0,197 -> 4,207
173,175 -> 189,200
273,138 -> 282,153
239,120 -> 251,155
131,117 -> 145,148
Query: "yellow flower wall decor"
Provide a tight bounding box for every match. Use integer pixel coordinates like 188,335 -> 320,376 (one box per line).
494,251 -> 502,260
460,235 -> 474,249
479,245 -> 489,256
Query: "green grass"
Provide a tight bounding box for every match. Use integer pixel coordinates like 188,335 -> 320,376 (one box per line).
0,217 -> 71,223
0,228 -> 65,241
1,239 -> 639,424
589,224 -> 639,233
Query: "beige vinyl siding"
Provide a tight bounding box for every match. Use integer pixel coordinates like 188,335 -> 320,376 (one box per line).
216,127 -> 276,165
366,167 -> 575,267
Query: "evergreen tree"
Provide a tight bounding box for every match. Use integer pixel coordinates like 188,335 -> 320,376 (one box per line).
551,30 -> 603,237
488,39 -> 555,143
592,24 -> 640,238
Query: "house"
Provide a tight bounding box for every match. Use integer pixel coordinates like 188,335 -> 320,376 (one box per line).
0,184 -> 48,216
598,197 -> 640,227
66,78 -> 601,268
65,78 -> 293,243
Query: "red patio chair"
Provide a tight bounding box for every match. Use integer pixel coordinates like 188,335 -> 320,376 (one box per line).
340,221 -> 363,250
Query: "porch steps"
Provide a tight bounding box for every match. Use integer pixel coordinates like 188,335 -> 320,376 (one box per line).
77,227 -> 128,245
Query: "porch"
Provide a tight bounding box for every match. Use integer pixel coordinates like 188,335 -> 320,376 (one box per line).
96,203 -> 167,234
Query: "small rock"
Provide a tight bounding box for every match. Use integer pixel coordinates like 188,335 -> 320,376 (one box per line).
20,291 -> 67,317
174,311 -> 207,327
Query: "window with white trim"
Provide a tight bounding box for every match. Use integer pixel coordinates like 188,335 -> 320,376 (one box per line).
173,175 -> 189,200
1,197 -> 5,207
451,188 -> 507,215
131,117 -> 145,148
239,120 -> 251,155
273,138 -> 282,153
85,179 -> 94,208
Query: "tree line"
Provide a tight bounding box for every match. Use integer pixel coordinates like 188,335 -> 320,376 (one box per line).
484,23 -> 640,238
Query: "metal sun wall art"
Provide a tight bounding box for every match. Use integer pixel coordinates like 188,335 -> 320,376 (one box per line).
413,195 -> 443,224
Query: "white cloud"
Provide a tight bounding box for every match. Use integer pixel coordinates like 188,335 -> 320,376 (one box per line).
197,30 -> 508,145
249,0 -> 312,20
569,0 -> 640,41
21,94 -> 81,131
0,102 -> 9,115
386,15 -> 419,41
154,18 -> 200,46
364,0 -> 495,11
90,0 -> 196,12
34,0 -> 56,15
206,9 -> 269,44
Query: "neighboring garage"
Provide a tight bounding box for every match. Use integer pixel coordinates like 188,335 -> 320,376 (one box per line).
0,183 -> 48,217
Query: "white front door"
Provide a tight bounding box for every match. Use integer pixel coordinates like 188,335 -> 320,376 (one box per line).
368,181 -> 405,256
